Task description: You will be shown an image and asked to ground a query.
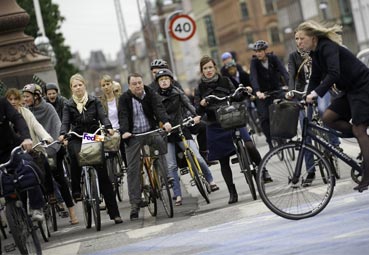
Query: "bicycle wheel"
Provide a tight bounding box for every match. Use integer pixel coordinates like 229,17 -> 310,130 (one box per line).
82,177 -> 92,229
257,142 -> 335,220
90,168 -> 101,231
154,157 -> 173,218
38,205 -> 51,242
236,140 -> 257,200
113,155 -> 124,202
187,151 -> 210,204
287,143 -> 296,161
6,200 -> 42,255
50,203 -> 57,231
142,164 -> 157,216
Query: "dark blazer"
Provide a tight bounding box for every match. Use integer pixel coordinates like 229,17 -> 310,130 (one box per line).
60,95 -> 112,136
250,53 -> 289,92
308,38 -> 369,96
288,50 -> 308,92
118,86 -> 170,134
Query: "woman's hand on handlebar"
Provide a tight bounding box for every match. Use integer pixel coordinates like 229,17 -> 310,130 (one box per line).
193,115 -> 201,125
163,122 -> 172,132
107,129 -> 115,136
122,132 -> 132,139
200,98 -> 208,107
256,91 -> 266,100
21,138 -> 33,152
306,90 -> 318,103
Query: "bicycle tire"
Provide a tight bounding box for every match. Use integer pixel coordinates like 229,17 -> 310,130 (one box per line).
6,200 -> 42,255
82,178 -> 92,229
187,151 -> 210,204
38,204 -> 52,242
237,140 -> 257,200
0,215 -> 7,239
51,203 -> 57,231
143,163 -> 157,216
154,157 -> 173,218
113,155 -> 124,202
90,168 -> 101,231
287,145 -> 295,161
257,142 -> 335,220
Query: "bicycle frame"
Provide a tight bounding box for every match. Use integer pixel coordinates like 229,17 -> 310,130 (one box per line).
292,116 -> 361,184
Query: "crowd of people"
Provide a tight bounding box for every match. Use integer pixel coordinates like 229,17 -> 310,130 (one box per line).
0,19 -> 369,232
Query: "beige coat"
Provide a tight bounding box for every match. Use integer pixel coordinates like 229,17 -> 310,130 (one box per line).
19,107 -> 53,154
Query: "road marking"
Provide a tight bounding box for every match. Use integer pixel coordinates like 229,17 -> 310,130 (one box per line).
126,222 -> 173,239
43,242 -> 81,255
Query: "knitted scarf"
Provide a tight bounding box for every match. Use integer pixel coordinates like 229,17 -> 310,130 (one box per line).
201,73 -> 219,84
72,91 -> 88,113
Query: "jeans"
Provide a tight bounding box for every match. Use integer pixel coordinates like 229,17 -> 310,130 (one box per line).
165,140 -> 214,198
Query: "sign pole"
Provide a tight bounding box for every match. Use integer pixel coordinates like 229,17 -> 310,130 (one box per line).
165,10 -> 182,77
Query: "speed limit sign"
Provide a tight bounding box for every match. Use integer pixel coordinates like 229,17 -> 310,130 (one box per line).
169,14 -> 196,41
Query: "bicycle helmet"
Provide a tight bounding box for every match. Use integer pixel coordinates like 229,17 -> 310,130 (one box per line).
225,60 -> 237,69
253,40 -> 269,51
150,59 -> 169,70
22,83 -> 43,97
155,68 -> 173,81
45,83 -> 58,92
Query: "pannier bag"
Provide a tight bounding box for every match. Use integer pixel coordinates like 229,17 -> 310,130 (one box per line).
78,132 -> 104,166
0,152 -> 43,197
269,101 -> 300,139
216,102 -> 247,130
104,132 -> 121,152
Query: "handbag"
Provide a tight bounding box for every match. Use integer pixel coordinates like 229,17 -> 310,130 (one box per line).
78,132 -> 105,166
104,132 -> 121,152
216,102 -> 247,130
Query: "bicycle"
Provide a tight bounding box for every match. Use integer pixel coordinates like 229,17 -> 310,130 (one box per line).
170,117 -> 211,204
134,129 -> 174,218
205,85 -> 259,200
104,131 -> 126,202
256,96 -> 362,220
0,146 -> 42,254
64,127 -> 105,231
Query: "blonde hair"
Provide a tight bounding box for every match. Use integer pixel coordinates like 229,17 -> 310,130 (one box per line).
100,74 -> 112,86
5,88 -> 21,101
296,20 -> 342,45
69,73 -> 86,87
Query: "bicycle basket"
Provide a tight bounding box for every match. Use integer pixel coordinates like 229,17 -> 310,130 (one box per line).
216,102 -> 247,130
104,132 -> 121,152
141,132 -> 167,157
78,141 -> 104,166
269,101 -> 300,139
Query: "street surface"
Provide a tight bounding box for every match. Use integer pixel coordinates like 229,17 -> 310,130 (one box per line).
2,136 -> 368,255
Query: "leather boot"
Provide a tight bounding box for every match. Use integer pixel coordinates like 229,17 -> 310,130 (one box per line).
227,184 -> 238,204
200,151 -> 218,166
68,206 -> 79,225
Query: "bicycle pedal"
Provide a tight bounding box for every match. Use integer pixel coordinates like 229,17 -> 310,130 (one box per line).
5,243 -> 16,252
190,179 -> 196,186
231,158 -> 239,164
180,167 -> 189,175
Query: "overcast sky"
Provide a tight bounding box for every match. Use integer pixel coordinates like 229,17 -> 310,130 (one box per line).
52,0 -> 141,60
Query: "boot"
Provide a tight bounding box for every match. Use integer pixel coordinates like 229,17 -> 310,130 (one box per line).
200,151 -> 218,166
227,184 -> 238,204
354,166 -> 369,192
68,206 -> 79,225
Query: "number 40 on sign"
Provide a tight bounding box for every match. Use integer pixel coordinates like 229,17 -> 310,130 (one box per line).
169,14 -> 196,41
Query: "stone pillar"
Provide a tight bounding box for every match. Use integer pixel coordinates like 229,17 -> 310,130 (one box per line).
0,0 -> 57,90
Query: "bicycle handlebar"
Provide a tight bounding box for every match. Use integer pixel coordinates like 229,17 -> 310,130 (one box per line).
63,126 -> 107,140
169,117 -> 196,134
205,84 -> 251,104
132,128 -> 165,137
32,140 -> 61,150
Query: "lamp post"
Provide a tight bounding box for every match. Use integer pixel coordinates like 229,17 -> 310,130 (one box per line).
319,0 -> 328,20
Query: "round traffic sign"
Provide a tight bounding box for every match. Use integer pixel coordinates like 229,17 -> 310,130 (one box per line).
169,14 -> 196,41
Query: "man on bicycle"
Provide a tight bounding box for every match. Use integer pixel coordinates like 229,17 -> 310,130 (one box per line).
250,40 -> 289,149
118,72 -> 172,220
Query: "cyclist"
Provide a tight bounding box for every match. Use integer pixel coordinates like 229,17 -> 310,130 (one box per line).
148,58 -> 183,92
22,84 -> 79,224
296,20 -> 369,192
249,40 -> 289,149
59,73 -> 122,224
0,96 -> 45,221
155,68 -> 219,206
220,52 -> 250,85
100,74 -> 127,166
195,55 -> 271,204
118,72 -> 172,220
287,32 -> 341,186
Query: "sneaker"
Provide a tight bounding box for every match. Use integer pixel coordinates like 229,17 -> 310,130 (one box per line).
31,209 -> 45,222
130,206 -> 140,221
263,170 -> 273,183
303,172 -> 315,187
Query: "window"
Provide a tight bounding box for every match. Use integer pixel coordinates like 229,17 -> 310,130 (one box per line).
240,0 -> 249,19
264,0 -> 276,14
203,15 -> 217,47
269,26 -> 281,44
245,32 -> 253,46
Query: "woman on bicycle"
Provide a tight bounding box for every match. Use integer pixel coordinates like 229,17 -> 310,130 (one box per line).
195,56 -> 270,204
296,20 -> 369,192
59,73 -> 122,224
155,68 -> 219,206
99,74 -> 127,166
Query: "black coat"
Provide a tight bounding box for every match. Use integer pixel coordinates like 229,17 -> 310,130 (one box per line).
0,97 -> 31,162
308,38 -> 369,96
118,86 -> 170,134
60,95 -> 112,136
250,53 -> 289,92
288,50 -> 309,92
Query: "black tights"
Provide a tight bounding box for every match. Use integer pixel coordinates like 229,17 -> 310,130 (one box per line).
323,109 -> 369,178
